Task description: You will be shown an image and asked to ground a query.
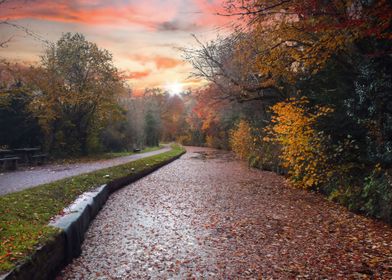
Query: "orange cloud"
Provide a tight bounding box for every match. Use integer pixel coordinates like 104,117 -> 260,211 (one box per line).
128,55 -> 184,69
127,54 -> 150,65
154,56 -> 184,69
122,70 -> 151,80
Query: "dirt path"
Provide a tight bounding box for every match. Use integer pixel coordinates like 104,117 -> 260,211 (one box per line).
59,147 -> 392,279
0,147 -> 170,195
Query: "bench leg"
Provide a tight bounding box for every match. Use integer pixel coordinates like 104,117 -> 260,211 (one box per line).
10,160 -> 17,170
4,161 -> 12,170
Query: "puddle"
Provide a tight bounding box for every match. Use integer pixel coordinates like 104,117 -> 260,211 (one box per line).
190,150 -> 235,161
190,152 -> 207,160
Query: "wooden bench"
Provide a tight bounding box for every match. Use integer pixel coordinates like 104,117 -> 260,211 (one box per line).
31,154 -> 48,165
0,156 -> 20,170
133,148 -> 141,152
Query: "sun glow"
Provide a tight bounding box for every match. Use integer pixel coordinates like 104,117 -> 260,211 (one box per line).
165,82 -> 183,96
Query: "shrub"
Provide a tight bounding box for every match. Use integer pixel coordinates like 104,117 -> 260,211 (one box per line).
229,120 -> 254,160
205,130 -> 229,149
230,119 -> 282,172
361,167 -> 392,223
176,135 -> 192,146
250,141 -> 282,173
265,97 -> 334,188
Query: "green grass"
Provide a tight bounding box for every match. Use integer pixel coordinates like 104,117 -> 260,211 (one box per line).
0,145 -> 185,273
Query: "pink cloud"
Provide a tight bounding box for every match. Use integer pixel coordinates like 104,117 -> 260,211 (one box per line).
0,0 -> 180,30
191,0 -> 233,27
0,0 -> 234,31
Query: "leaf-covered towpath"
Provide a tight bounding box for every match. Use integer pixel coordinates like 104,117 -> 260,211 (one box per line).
59,147 -> 392,279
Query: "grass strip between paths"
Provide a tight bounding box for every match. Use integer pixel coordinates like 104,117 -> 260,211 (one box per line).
0,145 -> 185,273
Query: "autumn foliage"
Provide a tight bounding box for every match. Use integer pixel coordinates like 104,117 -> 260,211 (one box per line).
265,97 -> 333,188
230,120 -> 254,160
184,0 -> 392,222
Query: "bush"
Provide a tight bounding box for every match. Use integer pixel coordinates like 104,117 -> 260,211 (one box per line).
0,89 -> 43,148
101,125 -> 129,152
361,168 -> 392,223
176,135 -> 191,146
230,119 -> 282,172
249,141 -> 282,173
229,120 -> 253,160
206,132 -> 229,149
325,166 -> 392,224
265,97 -> 333,188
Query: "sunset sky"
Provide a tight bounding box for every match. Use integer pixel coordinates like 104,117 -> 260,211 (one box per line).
0,0 -> 233,92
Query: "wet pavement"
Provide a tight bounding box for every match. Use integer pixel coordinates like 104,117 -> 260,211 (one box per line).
0,147 -> 170,195
58,147 -> 392,279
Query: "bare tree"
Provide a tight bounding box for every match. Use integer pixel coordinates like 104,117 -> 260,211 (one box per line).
0,0 -> 12,47
182,33 -> 285,104
1,0 -> 50,48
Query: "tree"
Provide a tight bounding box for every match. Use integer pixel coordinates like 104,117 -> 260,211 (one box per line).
223,0 -> 392,81
184,0 -> 391,106
182,0 -> 392,222
144,110 -> 160,147
28,33 -> 123,155
161,94 -> 187,141
0,0 -> 13,48
0,63 -> 42,147
183,34 -> 286,104
1,0 -> 50,48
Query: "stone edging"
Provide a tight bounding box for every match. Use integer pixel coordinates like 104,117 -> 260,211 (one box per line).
1,151 -> 185,280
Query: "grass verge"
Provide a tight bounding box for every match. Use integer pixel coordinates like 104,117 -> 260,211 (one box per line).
0,144 -> 184,273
